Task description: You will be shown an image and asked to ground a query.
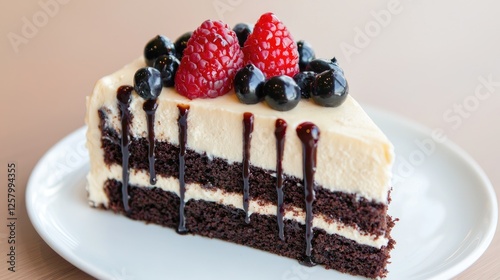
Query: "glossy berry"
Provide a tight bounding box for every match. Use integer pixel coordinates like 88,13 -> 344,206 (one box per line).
134,67 -> 163,100
311,69 -> 348,107
234,64 -> 266,104
297,40 -> 316,71
174,32 -> 192,60
144,35 -> 176,67
263,75 -> 301,111
233,23 -> 253,48
175,20 -> 244,99
293,71 -> 316,99
243,13 -> 299,78
153,54 -> 180,87
305,58 -> 344,75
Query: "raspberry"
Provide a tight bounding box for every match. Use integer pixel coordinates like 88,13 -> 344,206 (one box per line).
175,20 -> 244,99
243,13 -> 299,78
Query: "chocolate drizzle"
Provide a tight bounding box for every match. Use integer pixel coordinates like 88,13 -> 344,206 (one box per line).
117,85 -> 133,213
296,122 -> 320,267
274,119 -> 287,241
177,104 -> 190,234
143,99 -> 158,185
242,112 -> 254,224
114,84 -> 325,263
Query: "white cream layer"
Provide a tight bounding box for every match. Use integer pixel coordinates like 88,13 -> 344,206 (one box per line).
89,165 -> 389,249
86,57 -> 394,203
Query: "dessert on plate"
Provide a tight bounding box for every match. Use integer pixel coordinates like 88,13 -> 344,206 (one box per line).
85,12 -> 396,279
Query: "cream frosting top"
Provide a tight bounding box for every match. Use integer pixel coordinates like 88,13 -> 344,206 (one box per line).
86,57 -> 394,203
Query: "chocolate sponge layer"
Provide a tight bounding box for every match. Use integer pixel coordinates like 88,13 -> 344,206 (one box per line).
103,179 -> 395,279
99,109 -> 390,236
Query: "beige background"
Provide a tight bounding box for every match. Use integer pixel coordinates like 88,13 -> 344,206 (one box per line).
1,0 -> 499,279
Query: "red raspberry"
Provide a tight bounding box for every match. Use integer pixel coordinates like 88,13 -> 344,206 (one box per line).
243,13 -> 299,78
175,20 -> 244,99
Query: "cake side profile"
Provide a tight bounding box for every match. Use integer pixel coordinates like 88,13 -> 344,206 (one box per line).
85,13 -> 396,279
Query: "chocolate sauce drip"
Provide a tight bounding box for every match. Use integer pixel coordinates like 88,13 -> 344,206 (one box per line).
117,85 -> 133,213
143,99 -> 158,185
177,104 -> 190,234
296,122 -> 320,267
274,119 -> 287,241
242,112 -> 254,224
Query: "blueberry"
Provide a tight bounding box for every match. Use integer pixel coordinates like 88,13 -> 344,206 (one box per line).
297,40 -> 316,71
293,71 -> 316,99
174,32 -> 192,60
234,64 -> 266,104
144,35 -> 176,67
153,54 -> 180,87
233,23 -> 253,48
329,57 -> 344,74
134,67 -> 163,100
263,76 -> 301,111
305,58 -> 344,75
311,69 -> 348,107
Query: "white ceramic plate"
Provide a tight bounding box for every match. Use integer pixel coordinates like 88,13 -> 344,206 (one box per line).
26,108 -> 497,280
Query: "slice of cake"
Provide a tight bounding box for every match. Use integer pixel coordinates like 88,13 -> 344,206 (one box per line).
85,13 -> 395,278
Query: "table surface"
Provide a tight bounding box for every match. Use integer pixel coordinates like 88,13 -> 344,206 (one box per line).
1,1 -> 499,279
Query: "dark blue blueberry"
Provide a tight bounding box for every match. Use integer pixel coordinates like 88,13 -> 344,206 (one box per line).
297,40 -> 316,71
153,54 -> 180,87
305,58 -> 344,75
144,35 -> 176,67
174,32 -> 192,60
134,67 -> 163,100
263,75 -> 301,111
234,64 -> 266,104
293,71 -> 316,99
233,23 -> 253,48
311,69 -> 348,107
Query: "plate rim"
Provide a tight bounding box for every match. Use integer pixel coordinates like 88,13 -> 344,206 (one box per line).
26,126 -> 111,279
26,107 -> 498,280
364,106 -> 498,280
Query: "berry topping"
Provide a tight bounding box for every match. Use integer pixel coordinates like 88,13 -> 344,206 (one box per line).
153,54 -> 180,87
297,40 -> 316,71
305,58 -> 344,75
293,71 -> 316,99
174,32 -> 192,60
144,35 -> 176,67
243,12 -> 299,78
234,64 -> 266,104
134,67 -> 163,100
174,20 -> 244,99
233,23 -> 253,48
263,75 -> 301,111
312,69 -> 348,107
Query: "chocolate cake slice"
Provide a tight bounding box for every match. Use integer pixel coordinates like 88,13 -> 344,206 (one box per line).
85,13 -> 395,279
